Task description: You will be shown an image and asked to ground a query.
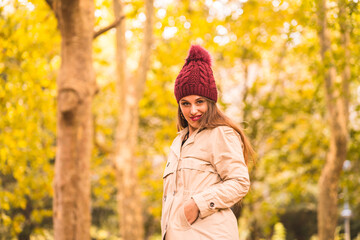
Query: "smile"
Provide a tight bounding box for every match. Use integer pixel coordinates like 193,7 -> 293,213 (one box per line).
190,115 -> 202,121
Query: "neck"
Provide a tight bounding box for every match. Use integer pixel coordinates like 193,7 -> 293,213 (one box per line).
188,126 -> 198,136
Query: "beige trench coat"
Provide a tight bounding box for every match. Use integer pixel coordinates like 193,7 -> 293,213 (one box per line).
161,126 -> 250,240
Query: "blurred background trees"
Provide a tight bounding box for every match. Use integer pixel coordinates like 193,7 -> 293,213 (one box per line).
1,0 -> 359,239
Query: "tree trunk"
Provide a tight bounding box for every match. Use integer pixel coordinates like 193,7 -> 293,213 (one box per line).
316,0 -> 349,239
113,0 -> 154,239
52,0 -> 96,239
338,0 -> 350,120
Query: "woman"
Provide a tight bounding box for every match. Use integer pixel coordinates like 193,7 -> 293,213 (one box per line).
161,45 -> 254,240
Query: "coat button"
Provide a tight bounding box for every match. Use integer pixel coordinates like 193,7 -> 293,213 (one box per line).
173,191 -> 176,196
166,162 -> 170,167
210,202 -> 215,208
164,195 -> 167,202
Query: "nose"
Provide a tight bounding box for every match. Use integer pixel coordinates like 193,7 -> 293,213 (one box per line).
190,105 -> 198,115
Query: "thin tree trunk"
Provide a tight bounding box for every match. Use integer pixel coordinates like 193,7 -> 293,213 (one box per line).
316,0 -> 349,239
53,0 -> 96,239
338,0 -> 350,120
113,0 -> 128,238
113,0 -> 154,239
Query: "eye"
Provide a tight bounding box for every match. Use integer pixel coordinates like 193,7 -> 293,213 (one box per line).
196,100 -> 204,104
181,102 -> 189,106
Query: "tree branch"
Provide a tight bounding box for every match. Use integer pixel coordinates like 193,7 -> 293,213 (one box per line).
94,138 -> 114,154
93,16 -> 125,39
45,0 -> 54,10
93,115 -> 114,154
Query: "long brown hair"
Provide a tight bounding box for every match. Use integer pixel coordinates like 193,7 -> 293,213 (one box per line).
177,98 -> 255,165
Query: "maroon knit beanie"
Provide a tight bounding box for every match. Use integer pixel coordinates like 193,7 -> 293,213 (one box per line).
174,45 -> 218,103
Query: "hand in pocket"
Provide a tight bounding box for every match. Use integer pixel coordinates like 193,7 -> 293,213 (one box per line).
184,198 -> 200,224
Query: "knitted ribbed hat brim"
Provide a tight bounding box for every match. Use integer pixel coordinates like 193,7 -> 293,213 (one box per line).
175,84 -> 217,103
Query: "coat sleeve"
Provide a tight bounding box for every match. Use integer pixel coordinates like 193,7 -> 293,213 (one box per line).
191,126 -> 250,219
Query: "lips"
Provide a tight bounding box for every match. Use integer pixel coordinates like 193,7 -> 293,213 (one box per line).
190,115 -> 202,121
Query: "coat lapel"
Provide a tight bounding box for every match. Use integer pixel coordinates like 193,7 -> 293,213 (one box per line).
170,127 -> 188,159
170,127 -> 202,158
181,127 -> 201,149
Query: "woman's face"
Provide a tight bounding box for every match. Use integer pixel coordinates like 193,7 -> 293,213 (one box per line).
179,95 -> 208,133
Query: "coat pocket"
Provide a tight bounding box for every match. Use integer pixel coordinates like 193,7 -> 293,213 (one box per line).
180,158 -> 216,174
163,151 -> 178,179
163,162 -> 176,179
176,204 -> 192,230
179,158 -> 219,193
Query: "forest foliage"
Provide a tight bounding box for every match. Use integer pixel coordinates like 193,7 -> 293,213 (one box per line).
1,0 -> 360,239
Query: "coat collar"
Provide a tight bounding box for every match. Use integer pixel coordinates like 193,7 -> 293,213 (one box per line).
170,127 -> 201,158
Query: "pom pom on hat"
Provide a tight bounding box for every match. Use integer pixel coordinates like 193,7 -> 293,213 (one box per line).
186,45 -> 212,67
174,45 -> 218,103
